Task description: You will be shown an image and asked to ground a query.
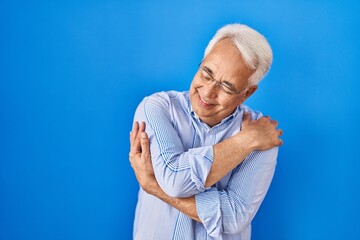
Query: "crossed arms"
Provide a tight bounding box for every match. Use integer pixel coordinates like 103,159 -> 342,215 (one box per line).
129,95 -> 283,237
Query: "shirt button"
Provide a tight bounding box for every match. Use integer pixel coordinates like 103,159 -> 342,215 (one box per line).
209,129 -> 213,134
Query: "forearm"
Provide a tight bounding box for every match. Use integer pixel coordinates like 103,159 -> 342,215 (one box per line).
198,148 -> 278,237
135,98 -> 213,197
205,131 -> 255,188
151,145 -> 213,197
145,181 -> 201,223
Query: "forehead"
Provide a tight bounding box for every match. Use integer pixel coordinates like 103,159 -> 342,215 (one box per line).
202,38 -> 254,85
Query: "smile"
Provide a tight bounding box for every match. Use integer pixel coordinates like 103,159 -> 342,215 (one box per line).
198,95 -> 215,107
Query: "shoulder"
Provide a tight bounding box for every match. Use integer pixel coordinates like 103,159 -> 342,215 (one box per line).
239,104 -> 264,120
141,90 -> 189,110
136,91 -> 188,116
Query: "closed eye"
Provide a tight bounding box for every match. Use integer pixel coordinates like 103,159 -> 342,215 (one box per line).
200,65 -> 241,95
221,81 -> 236,91
201,68 -> 213,81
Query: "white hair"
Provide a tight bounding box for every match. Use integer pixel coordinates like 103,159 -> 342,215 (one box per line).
204,23 -> 273,86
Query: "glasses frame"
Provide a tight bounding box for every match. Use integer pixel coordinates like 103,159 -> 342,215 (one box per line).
199,65 -> 247,95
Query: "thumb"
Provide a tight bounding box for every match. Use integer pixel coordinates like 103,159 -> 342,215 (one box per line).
140,132 -> 151,159
242,111 -> 251,122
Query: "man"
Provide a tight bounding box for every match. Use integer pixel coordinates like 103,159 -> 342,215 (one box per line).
129,24 -> 283,239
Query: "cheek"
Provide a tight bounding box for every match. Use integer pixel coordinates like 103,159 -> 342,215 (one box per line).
190,77 -> 202,92
189,82 -> 196,94
220,96 -> 242,109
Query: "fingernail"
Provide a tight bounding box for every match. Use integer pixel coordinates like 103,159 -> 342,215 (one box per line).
141,132 -> 147,138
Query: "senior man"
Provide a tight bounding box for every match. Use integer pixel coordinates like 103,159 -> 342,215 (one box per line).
129,24 -> 283,239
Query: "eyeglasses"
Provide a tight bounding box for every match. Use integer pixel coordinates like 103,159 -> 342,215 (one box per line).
199,66 -> 247,95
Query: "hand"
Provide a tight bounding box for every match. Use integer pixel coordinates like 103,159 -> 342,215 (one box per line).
240,112 -> 283,151
129,122 -> 160,194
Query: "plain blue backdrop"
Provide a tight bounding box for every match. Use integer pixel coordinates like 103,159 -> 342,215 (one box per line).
1,1 -> 359,239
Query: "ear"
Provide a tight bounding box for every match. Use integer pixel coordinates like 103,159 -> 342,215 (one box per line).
244,85 -> 258,99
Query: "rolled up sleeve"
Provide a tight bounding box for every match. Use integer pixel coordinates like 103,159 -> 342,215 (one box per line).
195,147 -> 278,238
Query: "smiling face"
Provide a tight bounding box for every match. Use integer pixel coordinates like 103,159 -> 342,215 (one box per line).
190,38 -> 258,127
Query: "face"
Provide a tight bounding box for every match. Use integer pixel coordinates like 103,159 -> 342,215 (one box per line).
190,38 -> 257,127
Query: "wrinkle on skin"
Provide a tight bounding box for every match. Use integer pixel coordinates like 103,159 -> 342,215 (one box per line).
190,38 -> 257,127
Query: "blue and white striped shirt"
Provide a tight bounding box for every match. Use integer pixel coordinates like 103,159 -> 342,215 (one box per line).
133,91 -> 278,240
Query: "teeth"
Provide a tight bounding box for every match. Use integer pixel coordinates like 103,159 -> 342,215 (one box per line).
200,97 -> 211,104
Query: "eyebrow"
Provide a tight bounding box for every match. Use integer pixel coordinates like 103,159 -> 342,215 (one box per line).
202,65 -> 236,89
202,66 -> 214,76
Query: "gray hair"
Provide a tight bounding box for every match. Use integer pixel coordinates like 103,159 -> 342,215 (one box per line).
204,24 -> 273,86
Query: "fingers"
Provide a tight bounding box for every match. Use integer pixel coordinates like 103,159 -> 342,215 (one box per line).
130,121 -> 148,158
277,128 -> 283,146
139,121 -> 146,133
140,132 -> 151,160
263,116 -> 270,120
135,122 -> 146,153
262,116 -> 279,130
133,121 -> 140,134
130,122 -> 139,146
271,119 -> 278,127
130,122 -> 141,156
243,111 -> 251,122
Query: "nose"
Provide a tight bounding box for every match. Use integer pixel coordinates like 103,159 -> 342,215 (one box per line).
202,81 -> 219,99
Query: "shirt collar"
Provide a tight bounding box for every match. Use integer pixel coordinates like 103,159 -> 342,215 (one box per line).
185,91 -> 241,128
189,104 -> 241,128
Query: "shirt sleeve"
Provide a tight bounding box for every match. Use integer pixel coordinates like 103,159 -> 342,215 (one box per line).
195,147 -> 278,238
133,94 -> 214,198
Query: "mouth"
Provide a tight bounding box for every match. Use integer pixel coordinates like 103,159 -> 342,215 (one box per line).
198,95 -> 216,107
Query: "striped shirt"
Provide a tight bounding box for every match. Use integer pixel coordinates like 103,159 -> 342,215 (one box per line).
132,91 -> 278,240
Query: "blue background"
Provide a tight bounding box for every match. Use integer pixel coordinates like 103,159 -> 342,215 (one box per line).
1,1 -> 359,239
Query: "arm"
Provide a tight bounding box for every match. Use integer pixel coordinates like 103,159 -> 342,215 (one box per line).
134,95 -> 282,197
196,148 -> 278,237
129,126 -> 200,222
134,95 -> 214,197
205,112 -> 282,188
130,122 -> 279,237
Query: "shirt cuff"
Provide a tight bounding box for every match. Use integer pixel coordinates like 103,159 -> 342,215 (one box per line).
188,145 -> 214,192
195,187 -> 222,237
